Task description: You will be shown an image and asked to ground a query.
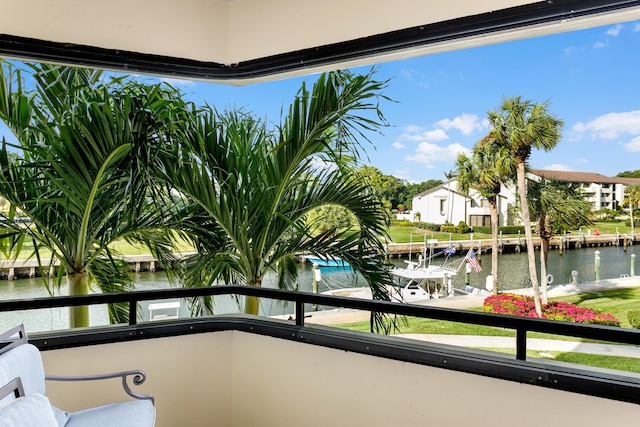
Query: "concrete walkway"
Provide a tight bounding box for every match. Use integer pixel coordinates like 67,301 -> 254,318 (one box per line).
301,276 -> 640,358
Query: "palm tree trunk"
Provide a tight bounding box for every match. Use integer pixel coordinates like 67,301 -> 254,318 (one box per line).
245,278 -> 262,315
68,271 -> 90,328
540,237 -> 550,305
517,162 -> 542,316
489,198 -> 499,295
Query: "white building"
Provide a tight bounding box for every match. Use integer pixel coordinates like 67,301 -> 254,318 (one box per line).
530,169 -> 640,212
411,170 -> 640,226
411,181 -> 514,227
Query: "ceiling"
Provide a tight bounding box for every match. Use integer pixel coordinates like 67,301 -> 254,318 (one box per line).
1,0 -> 640,84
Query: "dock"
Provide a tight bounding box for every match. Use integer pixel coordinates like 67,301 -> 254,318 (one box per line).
384,233 -> 638,257
0,253 -> 195,280
0,233 -> 636,280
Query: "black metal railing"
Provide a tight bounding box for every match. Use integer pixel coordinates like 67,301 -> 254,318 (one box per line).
1,285 -> 639,361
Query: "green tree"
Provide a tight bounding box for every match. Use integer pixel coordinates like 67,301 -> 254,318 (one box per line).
0,62 -> 186,327
528,179 -> 592,303
164,70 -> 394,332
487,96 -> 564,315
626,184 -> 640,235
456,134 -> 515,294
617,170 -> 640,178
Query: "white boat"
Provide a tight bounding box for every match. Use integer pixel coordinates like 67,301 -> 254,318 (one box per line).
387,254 -> 460,302
321,246 -> 488,303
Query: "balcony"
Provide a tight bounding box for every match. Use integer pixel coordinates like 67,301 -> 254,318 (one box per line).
5,286 -> 640,426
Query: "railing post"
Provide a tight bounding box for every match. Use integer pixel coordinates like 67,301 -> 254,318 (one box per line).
516,328 -> 527,360
129,300 -> 138,326
295,300 -> 304,327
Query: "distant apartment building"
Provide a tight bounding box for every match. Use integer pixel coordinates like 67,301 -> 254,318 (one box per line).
410,170 -> 640,226
530,170 -> 640,212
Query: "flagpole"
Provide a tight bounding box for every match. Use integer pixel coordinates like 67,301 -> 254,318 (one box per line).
456,247 -> 472,272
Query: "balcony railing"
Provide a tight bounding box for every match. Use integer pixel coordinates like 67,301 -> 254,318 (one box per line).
3,285 -> 640,405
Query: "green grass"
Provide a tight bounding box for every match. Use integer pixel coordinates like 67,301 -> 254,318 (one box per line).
1,235 -> 195,261
337,287 -> 640,373
386,221 -> 634,243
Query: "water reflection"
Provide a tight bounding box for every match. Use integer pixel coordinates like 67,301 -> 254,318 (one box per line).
1,244 -> 638,332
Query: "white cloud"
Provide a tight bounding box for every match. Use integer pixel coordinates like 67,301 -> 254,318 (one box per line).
399,127 -> 449,142
606,24 -> 624,36
623,136 -> 640,152
392,141 -> 406,149
405,142 -> 469,169
160,77 -> 196,88
572,110 -> 640,139
593,42 -> 607,49
575,158 -> 589,164
403,125 -> 425,134
435,113 -> 485,135
634,23 -> 640,32
563,46 -> 578,55
400,69 -> 429,88
543,164 -> 574,172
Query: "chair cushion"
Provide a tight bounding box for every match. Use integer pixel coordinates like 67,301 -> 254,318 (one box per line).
0,393 -> 59,426
64,400 -> 156,427
0,343 -> 46,397
52,405 -> 71,426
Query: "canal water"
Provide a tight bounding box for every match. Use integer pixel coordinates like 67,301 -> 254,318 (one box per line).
1,244 -> 639,333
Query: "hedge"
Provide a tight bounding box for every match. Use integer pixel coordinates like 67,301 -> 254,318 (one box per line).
472,225 -> 526,234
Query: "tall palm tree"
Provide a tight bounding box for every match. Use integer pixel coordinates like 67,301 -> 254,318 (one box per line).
456,134 -> 515,294
528,178 -> 592,304
443,170 -> 456,224
0,62 -> 188,327
625,183 -> 640,236
163,70 -> 395,332
487,96 -> 563,315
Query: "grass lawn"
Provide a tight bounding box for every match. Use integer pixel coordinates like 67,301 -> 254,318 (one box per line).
337,286 -> 640,373
387,221 -> 634,243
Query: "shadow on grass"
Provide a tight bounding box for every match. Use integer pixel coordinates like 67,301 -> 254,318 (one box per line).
573,288 -> 638,305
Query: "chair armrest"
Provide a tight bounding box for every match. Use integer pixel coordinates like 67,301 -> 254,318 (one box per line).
45,370 -> 154,405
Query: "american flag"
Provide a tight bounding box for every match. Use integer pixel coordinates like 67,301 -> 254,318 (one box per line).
465,248 -> 482,273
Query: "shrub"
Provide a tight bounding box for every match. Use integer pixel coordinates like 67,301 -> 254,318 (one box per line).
472,225 -> 526,235
391,220 -> 413,227
413,222 -> 441,231
456,221 -> 470,233
628,310 -> 640,329
440,224 -> 458,233
483,293 -> 621,326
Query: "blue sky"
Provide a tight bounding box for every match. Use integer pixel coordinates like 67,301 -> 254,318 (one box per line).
3,20 -> 640,184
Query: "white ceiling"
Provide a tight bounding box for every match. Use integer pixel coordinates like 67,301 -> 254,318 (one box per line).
2,0 -> 640,84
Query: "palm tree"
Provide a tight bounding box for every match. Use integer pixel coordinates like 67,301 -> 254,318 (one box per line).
443,170 -> 456,224
163,70 -> 395,332
0,62 -> 188,327
528,178 -> 592,304
456,134 -> 515,294
487,96 -> 563,315
625,184 -> 640,236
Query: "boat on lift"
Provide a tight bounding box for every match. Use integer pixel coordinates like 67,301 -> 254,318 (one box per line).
322,242 -> 476,303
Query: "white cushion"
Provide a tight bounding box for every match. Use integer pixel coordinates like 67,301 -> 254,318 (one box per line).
64,400 -> 156,427
0,393 -> 58,426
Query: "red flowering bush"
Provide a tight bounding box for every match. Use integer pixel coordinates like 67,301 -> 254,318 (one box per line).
483,293 -> 620,327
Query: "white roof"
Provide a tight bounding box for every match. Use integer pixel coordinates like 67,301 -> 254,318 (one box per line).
2,1 -> 639,84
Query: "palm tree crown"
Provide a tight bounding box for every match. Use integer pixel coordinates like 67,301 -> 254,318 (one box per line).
164,70 -> 395,332
0,62 -> 190,327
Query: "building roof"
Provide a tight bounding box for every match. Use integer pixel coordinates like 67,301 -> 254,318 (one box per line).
530,169 -> 640,185
414,183 -> 464,199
